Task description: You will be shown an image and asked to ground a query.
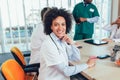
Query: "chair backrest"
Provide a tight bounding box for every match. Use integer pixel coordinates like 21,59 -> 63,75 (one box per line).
1,59 -> 25,80
11,46 -> 26,67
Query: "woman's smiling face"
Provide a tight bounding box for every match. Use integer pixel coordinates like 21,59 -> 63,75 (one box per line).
51,16 -> 66,39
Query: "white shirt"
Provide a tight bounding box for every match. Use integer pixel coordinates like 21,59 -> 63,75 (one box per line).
29,22 -> 47,64
103,24 -> 120,42
38,33 -> 88,80
87,16 -> 99,23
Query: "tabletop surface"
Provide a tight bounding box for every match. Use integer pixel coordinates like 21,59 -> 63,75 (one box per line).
73,40 -> 120,80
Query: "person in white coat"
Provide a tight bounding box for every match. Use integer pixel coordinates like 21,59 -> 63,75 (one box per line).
102,17 -> 120,42
29,7 -> 51,64
29,7 -> 81,64
38,7 -> 97,80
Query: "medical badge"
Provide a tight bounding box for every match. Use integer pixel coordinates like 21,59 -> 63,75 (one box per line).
89,8 -> 94,12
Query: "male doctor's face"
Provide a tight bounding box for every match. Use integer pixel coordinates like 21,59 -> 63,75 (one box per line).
84,0 -> 92,4
51,16 -> 66,39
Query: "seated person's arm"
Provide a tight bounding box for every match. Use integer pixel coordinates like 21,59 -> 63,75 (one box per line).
52,63 -> 88,76
52,58 -> 96,76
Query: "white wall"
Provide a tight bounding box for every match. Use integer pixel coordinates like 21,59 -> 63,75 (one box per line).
119,0 -> 120,16
111,0 -> 119,22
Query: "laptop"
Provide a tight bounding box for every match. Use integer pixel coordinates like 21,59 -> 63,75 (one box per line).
84,39 -> 108,45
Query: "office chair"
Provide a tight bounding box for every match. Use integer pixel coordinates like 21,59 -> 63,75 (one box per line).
10,46 -> 40,74
1,59 -> 37,80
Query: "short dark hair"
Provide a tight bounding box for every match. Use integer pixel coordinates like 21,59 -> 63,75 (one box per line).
41,7 -> 51,21
43,7 -> 72,35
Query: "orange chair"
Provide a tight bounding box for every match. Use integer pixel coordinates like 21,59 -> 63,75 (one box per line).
10,46 -> 40,73
1,59 -> 37,80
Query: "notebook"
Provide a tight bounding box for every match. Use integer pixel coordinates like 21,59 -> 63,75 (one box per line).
84,39 -> 108,45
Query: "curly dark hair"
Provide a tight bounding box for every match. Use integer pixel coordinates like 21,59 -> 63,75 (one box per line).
43,7 -> 72,35
41,7 -> 51,21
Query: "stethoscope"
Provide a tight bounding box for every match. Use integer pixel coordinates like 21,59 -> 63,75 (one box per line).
49,35 -> 70,63
49,35 -> 60,52
49,35 -> 68,55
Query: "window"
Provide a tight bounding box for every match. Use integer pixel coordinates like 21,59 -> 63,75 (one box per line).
0,0 -> 111,53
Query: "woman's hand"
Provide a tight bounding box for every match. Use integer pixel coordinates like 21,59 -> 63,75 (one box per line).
111,21 -> 116,25
87,57 -> 97,68
102,38 -> 113,43
61,34 -> 74,45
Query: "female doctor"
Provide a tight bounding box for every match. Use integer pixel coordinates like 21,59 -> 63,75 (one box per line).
38,7 -> 96,80
102,17 -> 120,42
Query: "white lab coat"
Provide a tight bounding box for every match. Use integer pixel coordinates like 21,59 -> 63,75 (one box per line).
29,22 -> 47,64
38,33 -> 81,80
103,24 -> 120,42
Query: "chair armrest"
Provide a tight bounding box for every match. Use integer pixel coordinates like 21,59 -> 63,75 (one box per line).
24,67 -> 38,73
23,53 -> 30,57
23,51 -> 31,57
25,63 -> 40,68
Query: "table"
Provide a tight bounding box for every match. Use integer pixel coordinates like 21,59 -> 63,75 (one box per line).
72,40 -> 120,80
